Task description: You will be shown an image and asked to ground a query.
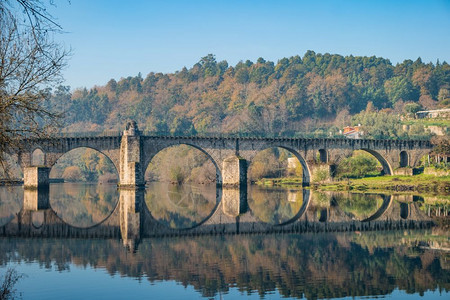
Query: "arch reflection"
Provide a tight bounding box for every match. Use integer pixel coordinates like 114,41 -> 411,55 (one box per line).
248,185 -> 305,225
145,182 -> 219,229
50,183 -> 119,228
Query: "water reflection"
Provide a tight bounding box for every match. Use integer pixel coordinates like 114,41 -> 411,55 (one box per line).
0,231 -> 448,299
0,182 -> 448,298
145,182 -> 217,229
248,185 -> 304,224
0,185 -> 23,226
50,183 -> 118,228
0,183 -> 443,237
333,192 -> 385,221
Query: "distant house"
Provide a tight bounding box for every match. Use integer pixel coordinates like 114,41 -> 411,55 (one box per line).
416,108 -> 450,119
342,125 -> 364,139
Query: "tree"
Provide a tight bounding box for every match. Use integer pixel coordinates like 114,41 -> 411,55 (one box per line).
337,151 -> 379,178
431,135 -> 450,156
0,0 -> 69,175
0,268 -> 24,300
384,76 -> 418,105
62,166 -> 84,182
403,102 -> 422,116
437,87 -> 450,107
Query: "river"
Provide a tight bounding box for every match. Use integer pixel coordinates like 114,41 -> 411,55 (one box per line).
0,182 -> 448,299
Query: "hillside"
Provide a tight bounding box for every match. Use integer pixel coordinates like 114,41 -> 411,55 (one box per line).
48,51 -> 450,137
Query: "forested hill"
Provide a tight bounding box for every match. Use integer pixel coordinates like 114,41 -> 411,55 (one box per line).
50,51 -> 450,137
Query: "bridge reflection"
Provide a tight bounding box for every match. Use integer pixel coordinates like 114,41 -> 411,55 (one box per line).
0,186 -> 434,251
1,228 -> 448,299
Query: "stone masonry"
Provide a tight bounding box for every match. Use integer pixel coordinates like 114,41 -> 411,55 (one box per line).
15,122 -> 433,190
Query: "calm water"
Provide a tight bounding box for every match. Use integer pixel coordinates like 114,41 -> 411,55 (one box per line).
0,182 -> 449,299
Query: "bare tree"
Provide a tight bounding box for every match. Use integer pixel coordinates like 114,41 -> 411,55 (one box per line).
0,268 -> 25,299
0,0 -> 69,176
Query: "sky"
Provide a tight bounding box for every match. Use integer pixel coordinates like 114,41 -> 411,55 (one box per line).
47,0 -> 450,90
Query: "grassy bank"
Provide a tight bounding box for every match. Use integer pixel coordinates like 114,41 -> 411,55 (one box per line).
254,174 -> 450,194
401,118 -> 450,128
314,174 -> 450,194
254,177 -> 302,188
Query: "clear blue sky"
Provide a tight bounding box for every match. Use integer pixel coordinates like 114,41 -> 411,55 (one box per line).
49,0 -> 450,89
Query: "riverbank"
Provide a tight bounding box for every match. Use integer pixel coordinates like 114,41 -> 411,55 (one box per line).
253,178 -> 303,188
255,174 -> 450,194
0,179 -> 23,186
314,174 -> 450,194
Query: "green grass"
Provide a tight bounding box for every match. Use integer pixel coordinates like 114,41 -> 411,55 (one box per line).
316,174 -> 450,195
253,173 -> 450,196
402,118 -> 450,127
255,177 -> 302,187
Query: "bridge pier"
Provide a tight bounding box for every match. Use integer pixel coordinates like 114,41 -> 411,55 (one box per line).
221,156 -> 248,216
23,187 -> 50,211
119,188 -> 144,251
23,167 -> 50,189
222,155 -> 247,187
119,121 -> 145,188
222,187 -> 248,217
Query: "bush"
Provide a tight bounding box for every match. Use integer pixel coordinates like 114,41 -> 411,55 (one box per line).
312,165 -> 330,183
0,268 -> 24,300
98,172 -> 118,183
62,166 -> 84,182
169,166 -> 186,184
337,151 -> 380,178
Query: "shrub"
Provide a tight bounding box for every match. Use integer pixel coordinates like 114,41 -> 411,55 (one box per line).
0,268 -> 24,300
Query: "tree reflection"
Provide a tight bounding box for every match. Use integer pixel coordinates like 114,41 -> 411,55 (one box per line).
0,231 -> 448,299
247,186 -> 303,224
50,183 -> 118,227
145,182 -> 217,229
334,193 -> 384,220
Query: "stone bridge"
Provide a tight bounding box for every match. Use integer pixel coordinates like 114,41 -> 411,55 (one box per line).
13,121 -> 433,189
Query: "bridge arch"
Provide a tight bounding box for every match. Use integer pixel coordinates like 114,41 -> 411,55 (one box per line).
360,148 -> 393,175
141,189 -> 223,232
400,202 -> 409,219
48,146 -> 119,179
360,195 -> 393,222
143,143 -> 222,230
400,151 -> 409,168
318,149 -> 328,163
247,145 -> 311,185
143,142 -> 222,184
47,145 -> 119,175
318,208 -> 328,222
31,148 -> 45,166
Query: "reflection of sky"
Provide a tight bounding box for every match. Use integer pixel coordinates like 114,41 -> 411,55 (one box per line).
6,263 -> 205,300
5,262 -> 287,299
4,260 -> 448,299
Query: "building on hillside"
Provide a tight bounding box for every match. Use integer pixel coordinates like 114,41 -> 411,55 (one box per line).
342,125 -> 364,139
415,108 -> 450,119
